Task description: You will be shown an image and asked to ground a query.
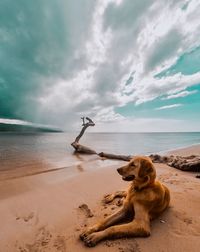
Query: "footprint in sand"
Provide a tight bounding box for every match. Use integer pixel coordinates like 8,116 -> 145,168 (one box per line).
78,203 -> 94,218
104,239 -> 141,252
53,235 -> 67,252
16,212 -> 35,223
18,226 -> 52,252
118,242 -> 141,252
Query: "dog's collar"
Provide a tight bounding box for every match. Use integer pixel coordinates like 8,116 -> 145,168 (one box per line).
133,180 -> 155,192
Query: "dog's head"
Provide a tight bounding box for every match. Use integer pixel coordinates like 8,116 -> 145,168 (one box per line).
117,156 -> 156,189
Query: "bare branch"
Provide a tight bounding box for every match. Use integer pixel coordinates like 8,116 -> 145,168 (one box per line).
73,117 -> 95,144
71,117 -> 96,153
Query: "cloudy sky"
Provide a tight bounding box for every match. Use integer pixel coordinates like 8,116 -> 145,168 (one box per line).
0,0 -> 200,132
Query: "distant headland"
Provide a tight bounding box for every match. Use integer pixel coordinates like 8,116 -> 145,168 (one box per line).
0,119 -> 63,133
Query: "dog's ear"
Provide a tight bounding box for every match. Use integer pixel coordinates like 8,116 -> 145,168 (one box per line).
138,158 -> 153,178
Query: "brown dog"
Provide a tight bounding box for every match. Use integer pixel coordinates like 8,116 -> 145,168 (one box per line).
80,156 -> 170,247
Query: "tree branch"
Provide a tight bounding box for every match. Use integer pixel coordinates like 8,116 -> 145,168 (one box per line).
74,117 -> 95,143
71,117 -> 96,154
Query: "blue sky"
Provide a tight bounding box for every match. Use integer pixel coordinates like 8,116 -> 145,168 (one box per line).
0,0 -> 200,131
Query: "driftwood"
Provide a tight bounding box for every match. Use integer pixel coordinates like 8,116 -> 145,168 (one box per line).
150,154 -> 200,172
71,117 -> 96,154
71,142 -> 96,154
98,152 -> 132,161
71,118 -> 200,173
71,118 -> 133,159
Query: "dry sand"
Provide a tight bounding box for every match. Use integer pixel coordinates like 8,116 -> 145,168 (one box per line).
0,146 -> 200,252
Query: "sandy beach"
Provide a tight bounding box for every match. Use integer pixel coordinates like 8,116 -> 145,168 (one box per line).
0,145 -> 200,252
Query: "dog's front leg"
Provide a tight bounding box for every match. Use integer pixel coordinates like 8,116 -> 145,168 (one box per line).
83,203 -> 150,247
80,206 -> 128,240
84,219 -> 150,247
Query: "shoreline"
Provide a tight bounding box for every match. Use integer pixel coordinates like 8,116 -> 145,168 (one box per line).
159,143 -> 200,155
0,145 -> 200,252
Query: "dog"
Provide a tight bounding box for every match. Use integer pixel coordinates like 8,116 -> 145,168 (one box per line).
80,156 -> 170,247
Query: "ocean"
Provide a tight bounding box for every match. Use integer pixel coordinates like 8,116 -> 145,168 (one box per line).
0,132 -> 200,180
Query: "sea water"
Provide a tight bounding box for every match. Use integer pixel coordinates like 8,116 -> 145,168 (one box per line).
0,132 -> 200,177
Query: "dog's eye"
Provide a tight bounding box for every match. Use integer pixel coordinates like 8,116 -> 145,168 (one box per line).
131,163 -> 135,167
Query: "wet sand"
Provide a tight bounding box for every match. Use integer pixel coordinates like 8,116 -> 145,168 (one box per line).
0,146 -> 200,252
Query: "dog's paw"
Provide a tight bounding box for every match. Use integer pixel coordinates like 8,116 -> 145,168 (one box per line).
103,194 -> 114,203
79,226 -> 97,241
83,233 -> 101,247
79,231 -> 89,241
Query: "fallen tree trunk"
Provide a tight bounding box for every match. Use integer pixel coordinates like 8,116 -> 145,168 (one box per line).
71,142 -> 96,154
98,152 -> 132,161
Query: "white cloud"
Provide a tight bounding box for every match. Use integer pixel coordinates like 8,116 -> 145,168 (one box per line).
117,71 -> 200,107
155,104 -> 183,110
163,90 -> 198,99
94,107 -> 124,122
90,117 -> 199,132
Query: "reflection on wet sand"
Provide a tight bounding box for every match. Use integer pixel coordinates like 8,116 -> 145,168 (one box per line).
76,164 -> 84,172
